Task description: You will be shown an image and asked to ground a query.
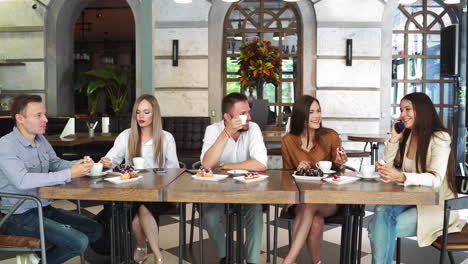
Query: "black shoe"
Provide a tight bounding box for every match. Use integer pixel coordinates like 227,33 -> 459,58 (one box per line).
219,257 -> 226,264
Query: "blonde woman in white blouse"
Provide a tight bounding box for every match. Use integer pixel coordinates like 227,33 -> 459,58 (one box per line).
368,92 -> 465,264
101,94 -> 179,264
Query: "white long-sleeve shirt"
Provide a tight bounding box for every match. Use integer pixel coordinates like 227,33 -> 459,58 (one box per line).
105,128 -> 179,169
200,121 -> 267,167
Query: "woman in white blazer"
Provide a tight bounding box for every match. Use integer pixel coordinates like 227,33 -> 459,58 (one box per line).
101,94 -> 179,264
368,92 -> 465,264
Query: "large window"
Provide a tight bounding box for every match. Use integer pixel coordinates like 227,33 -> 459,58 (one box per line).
223,0 -> 302,128
391,0 -> 459,128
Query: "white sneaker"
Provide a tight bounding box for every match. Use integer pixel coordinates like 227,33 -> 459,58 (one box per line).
16,253 -> 40,264
28,253 -> 40,264
16,254 -> 31,264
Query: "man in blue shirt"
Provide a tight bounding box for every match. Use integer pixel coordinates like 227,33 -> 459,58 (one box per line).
0,95 -> 102,264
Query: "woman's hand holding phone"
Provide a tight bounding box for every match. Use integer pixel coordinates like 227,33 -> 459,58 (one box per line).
390,119 -> 405,143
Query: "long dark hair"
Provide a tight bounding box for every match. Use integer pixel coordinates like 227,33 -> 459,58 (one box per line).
395,92 -> 456,195
290,95 -> 333,150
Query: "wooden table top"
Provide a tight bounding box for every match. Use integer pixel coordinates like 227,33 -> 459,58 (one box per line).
346,133 -> 389,143
45,132 -> 117,147
39,169 -> 438,206
39,168 -> 185,202
165,170 -> 299,204
296,171 -> 438,205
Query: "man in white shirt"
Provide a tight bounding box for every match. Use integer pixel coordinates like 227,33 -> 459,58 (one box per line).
201,92 -> 267,264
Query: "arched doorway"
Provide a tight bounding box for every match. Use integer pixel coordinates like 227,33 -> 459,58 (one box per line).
73,0 -> 136,115
44,0 -> 141,116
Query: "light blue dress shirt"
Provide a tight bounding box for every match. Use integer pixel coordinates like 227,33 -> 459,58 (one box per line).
0,127 -> 74,214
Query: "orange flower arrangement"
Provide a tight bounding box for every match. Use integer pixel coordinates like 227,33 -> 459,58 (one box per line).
237,40 -> 282,99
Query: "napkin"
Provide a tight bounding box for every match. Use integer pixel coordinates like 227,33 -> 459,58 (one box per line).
60,118 -> 75,139
102,117 -> 110,133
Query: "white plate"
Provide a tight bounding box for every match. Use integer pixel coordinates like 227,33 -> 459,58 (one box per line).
356,172 -> 380,180
322,176 -> 360,185
105,169 -> 140,176
104,175 -> 143,184
233,175 -> 269,183
227,170 -> 249,175
322,170 -> 336,174
292,174 -> 326,181
192,174 -> 229,181
105,170 -> 121,176
86,172 -> 107,178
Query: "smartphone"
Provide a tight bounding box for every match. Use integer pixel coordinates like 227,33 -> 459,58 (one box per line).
395,121 -> 405,133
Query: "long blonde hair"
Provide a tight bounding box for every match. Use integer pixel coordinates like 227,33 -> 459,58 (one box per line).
128,94 -> 164,168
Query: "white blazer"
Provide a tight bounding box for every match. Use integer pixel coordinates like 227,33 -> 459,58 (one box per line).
384,131 -> 465,246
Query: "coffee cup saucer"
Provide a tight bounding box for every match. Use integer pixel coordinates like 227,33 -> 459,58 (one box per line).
321,170 -> 336,174
86,172 -> 107,178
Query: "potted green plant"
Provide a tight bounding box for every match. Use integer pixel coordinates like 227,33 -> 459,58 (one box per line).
85,64 -> 134,116
237,40 -> 282,99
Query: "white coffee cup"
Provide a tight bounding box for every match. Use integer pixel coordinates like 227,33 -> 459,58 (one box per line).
315,161 -> 332,171
361,164 -> 375,177
90,163 -> 103,176
239,114 -> 247,125
133,157 -> 145,169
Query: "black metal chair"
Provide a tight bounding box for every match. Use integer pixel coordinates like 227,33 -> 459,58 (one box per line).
0,192 -> 47,264
276,165 -> 365,263
188,161 -> 272,263
396,176 -> 468,264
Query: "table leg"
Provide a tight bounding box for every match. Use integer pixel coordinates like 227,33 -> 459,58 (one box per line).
179,202 -> 186,264
123,202 -> 132,263
225,204 -> 231,263
238,205 -> 244,264
273,204 -> 279,264
266,205 -> 270,263
340,205 -> 352,264
110,202 -> 116,264
199,203 -> 204,264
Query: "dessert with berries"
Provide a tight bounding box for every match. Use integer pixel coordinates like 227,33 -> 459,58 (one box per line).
195,168 -> 214,177
119,168 -> 139,180
243,172 -> 260,180
83,156 -> 93,163
375,159 -> 387,168
294,168 -> 324,177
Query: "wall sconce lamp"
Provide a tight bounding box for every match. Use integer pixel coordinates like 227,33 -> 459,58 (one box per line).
346,39 -> 352,66
172,40 -> 179,67
96,10 -> 103,18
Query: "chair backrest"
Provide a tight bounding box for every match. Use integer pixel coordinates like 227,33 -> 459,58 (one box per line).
192,161 -> 202,169
0,193 -> 47,263
250,99 -> 269,130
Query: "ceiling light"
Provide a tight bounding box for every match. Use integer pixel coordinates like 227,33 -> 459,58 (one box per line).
398,0 -> 417,4
283,0 -> 300,2
222,0 -> 240,2
174,0 -> 192,3
443,0 -> 460,3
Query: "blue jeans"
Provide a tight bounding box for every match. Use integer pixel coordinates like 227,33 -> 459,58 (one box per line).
2,205 -> 102,264
368,205 -> 417,264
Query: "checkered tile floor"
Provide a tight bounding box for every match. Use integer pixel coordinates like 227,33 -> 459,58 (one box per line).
1,201 -> 468,264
